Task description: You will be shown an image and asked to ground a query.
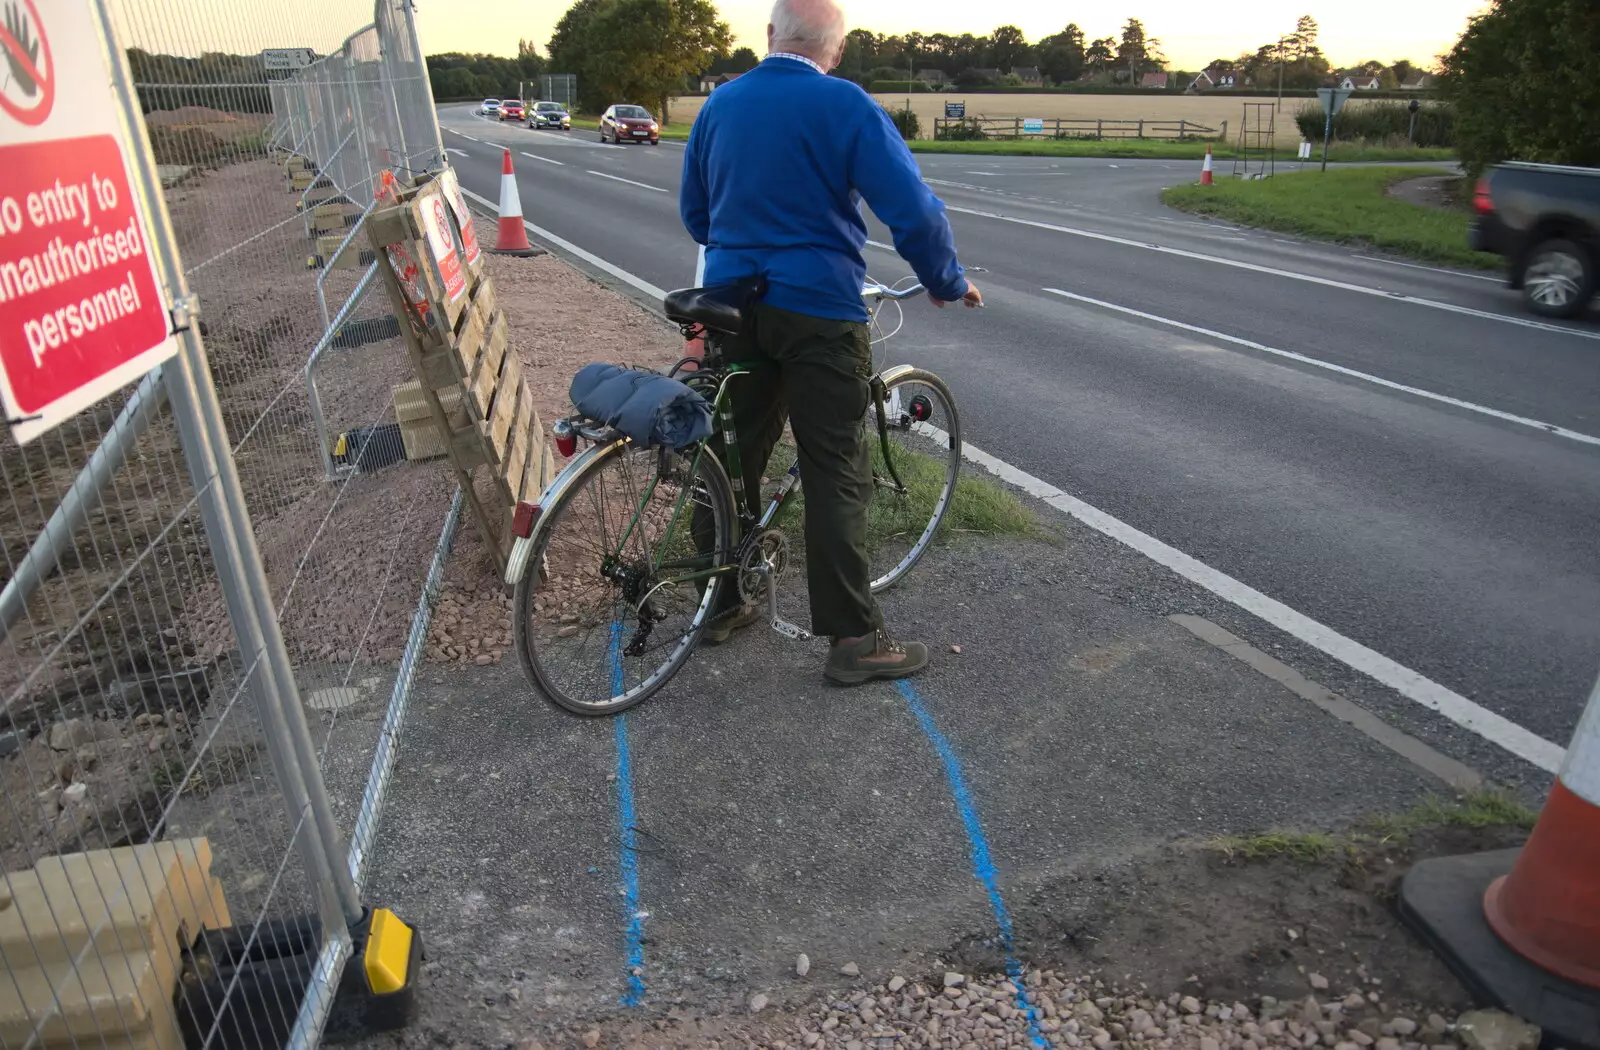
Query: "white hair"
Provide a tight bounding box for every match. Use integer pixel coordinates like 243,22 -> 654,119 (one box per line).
769,0 -> 846,55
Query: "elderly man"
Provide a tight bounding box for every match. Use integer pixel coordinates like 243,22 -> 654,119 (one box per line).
680,0 -> 982,684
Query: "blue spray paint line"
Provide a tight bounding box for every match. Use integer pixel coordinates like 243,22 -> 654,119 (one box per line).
610,623 -> 648,1006
897,679 -> 1048,1048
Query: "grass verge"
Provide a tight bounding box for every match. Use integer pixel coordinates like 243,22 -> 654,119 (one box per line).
1162,165 -> 1499,269
1213,789 -> 1538,864
907,139 -> 1456,162
766,436 -> 1038,557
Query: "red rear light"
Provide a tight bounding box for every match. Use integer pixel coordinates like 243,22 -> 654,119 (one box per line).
555,431 -> 577,457
1473,177 -> 1494,215
511,501 -> 540,538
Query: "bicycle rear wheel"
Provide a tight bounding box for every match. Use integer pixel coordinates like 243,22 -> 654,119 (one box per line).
865,368 -> 961,592
513,440 -> 736,715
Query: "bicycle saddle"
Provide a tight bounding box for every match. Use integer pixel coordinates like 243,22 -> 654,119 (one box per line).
663,276 -> 767,335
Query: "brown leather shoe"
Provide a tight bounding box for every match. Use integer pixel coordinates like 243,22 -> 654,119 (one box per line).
701,606 -> 763,646
824,629 -> 930,685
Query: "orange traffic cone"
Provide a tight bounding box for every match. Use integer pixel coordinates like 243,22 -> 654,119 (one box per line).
1399,676 -> 1600,1050
1484,691 -> 1600,988
491,148 -> 539,256
1199,146 -> 1214,186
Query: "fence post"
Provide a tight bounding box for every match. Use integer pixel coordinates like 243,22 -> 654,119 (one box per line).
1138,118 -> 1144,139
1014,116 -> 1020,139
91,0 -> 366,931
1097,117 -> 1103,139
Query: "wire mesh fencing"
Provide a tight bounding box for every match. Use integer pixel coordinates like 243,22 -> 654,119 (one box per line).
1,0 -> 449,1046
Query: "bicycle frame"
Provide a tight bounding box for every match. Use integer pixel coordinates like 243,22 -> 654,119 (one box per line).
504,348 -> 922,644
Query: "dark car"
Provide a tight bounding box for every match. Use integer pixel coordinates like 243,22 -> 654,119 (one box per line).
529,101 -> 571,130
1472,161 -> 1600,319
499,99 -> 526,121
599,104 -> 659,145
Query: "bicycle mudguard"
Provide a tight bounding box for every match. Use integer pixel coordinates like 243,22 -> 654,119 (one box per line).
502,437 -> 630,588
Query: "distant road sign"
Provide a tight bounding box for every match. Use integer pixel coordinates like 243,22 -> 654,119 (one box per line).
262,48 -> 316,70
1317,87 -> 1353,116
1022,117 -> 1044,134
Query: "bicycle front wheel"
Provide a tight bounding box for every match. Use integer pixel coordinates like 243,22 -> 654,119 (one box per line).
513,440 -> 736,715
865,368 -> 961,592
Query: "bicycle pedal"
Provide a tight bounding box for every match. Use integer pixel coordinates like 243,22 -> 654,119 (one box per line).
769,617 -> 811,641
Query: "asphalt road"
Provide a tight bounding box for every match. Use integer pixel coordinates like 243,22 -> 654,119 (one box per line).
437,104 -> 1600,751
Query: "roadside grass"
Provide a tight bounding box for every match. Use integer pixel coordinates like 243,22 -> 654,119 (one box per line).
1162,165 -> 1500,270
764,437 -> 1038,557
1213,789 -> 1537,864
907,139 -> 1456,163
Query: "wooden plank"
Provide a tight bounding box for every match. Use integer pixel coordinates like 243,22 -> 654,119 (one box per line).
515,425 -> 545,503
290,171 -> 314,190
467,314 -> 507,419
454,305 -> 489,387
499,427 -> 528,506
486,359 -> 524,464
393,380 -> 460,423
470,276 -> 497,325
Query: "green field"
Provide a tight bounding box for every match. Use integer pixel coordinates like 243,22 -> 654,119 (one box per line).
1162,166 -> 1499,269
909,139 -> 1456,162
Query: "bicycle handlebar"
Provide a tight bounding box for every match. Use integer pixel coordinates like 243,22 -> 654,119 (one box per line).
862,280 -> 925,302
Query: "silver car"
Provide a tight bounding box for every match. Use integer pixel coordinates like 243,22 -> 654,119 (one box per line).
478,98 -> 500,117
530,101 -> 571,130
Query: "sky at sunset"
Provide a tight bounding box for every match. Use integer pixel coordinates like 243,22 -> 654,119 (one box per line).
415,0 -> 1491,71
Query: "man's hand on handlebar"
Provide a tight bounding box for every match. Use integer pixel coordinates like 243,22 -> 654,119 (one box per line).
931,282 -> 983,309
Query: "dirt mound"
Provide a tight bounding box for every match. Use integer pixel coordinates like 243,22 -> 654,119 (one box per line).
146,123 -> 261,167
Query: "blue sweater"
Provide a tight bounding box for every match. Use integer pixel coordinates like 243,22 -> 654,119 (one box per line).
680,56 -> 968,322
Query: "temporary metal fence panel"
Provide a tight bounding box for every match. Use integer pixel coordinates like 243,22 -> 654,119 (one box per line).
1,0 -> 452,1046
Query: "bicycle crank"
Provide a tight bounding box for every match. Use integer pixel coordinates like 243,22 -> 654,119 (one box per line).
754,563 -> 812,642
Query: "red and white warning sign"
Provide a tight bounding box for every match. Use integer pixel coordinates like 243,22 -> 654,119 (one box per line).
0,0 -> 176,444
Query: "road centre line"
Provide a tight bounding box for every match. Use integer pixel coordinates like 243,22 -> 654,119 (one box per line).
520,151 -> 564,166
456,178 -> 1565,774
587,170 -> 669,193
457,186 -> 668,301
946,204 -> 1600,343
1043,288 -> 1600,450
897,680 -> 1048,1048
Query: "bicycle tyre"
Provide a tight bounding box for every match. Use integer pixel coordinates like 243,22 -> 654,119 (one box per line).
866,368 -> 962,593
513,439 -> 737,716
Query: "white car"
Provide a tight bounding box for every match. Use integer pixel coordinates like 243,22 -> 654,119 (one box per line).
478,98 -> 500,117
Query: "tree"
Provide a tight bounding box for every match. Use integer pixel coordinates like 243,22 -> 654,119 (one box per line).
1036,24 -> 1085,84
1116,18 -> 1159,82
988,25 -> 1030,73
1389,58 -> 1418,85
1086,37 -> 1115,75
707,46 -> 758,75
1439,0 -> 1600,171
548,0 -> 729,121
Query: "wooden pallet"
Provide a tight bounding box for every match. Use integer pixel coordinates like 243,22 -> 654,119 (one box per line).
367,173 -> 554,574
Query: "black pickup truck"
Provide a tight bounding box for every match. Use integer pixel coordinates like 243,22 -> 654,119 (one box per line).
1472,161 -> 1600,319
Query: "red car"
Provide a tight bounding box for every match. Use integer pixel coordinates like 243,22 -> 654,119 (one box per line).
599,104 -> 660,145
499,99 -> 526,121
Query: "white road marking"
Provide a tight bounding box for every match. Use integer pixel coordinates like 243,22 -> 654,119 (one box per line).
865,239 -> 897,252
945,428 -> 1566,774
586,170 -> 668,193
454,180 -> 1568,775
947,204 -> 1600,342
1353,255 -> 1504,283
964,171 -> 1003,176
1044,288 -> 1600,450
520,151 -> 564,166
445,148 -> 468,158
456,186 -> 666,301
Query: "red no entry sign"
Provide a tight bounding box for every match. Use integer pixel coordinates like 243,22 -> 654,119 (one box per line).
0,0 -> 174,445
